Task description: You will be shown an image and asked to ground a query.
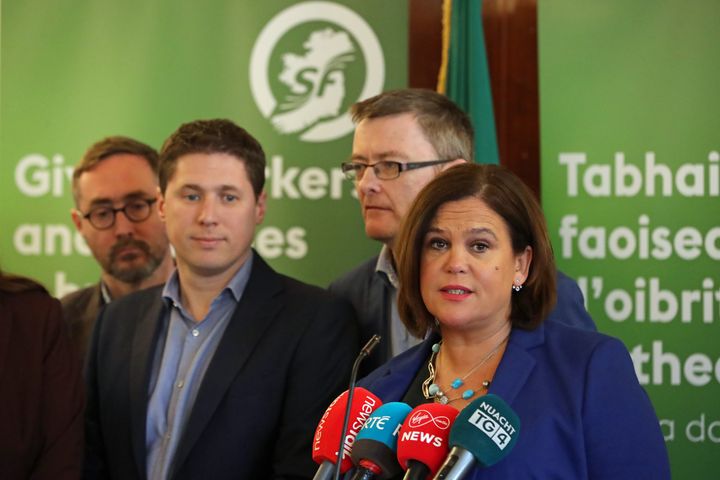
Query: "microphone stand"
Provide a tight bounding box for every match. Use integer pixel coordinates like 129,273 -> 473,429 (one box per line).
333,334 -> 381,480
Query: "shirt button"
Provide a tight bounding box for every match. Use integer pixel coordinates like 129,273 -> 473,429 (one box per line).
177,380 -> 184,389
191,329 -> 199,337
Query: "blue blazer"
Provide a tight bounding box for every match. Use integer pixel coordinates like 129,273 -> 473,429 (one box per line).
330,255 -> 596,375
84,252 -> 359,479
357,322 -> 670,479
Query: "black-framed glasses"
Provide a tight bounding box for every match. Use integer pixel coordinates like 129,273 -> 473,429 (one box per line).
340,159 -> 454,181
81,198 -> 158,230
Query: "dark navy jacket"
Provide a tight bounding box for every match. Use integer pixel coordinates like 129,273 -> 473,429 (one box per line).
357,323 -> 670,479
85,252 -> 359,479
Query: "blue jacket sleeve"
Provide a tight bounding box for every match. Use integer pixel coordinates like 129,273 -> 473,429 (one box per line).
582,337 -> 670,479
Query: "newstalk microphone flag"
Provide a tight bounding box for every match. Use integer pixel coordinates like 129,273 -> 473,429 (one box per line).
437,0 -> 499,165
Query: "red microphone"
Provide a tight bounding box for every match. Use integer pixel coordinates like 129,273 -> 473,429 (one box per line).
312,388 -> 382,480
396,403 -> 459,480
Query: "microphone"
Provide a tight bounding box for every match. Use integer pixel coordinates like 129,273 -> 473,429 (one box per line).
330,334 -> 382,480
396,403 -> 459,480
359,334 -> 382,358
350,402 -> 413,480
312,388 -> 382,480
433,394 -> 520,480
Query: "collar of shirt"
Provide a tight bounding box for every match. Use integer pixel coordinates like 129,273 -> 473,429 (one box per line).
375,244 -> 399,289
100,281 -> 112,305
161,254 -> 254,319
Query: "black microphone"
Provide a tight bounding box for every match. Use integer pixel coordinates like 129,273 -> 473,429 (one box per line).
332,334 -> 382,480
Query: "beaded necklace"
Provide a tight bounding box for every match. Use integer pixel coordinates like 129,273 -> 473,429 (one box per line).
422,334 -> 509,404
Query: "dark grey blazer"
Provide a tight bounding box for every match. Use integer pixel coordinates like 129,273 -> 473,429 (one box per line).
329,255 -> 595,376
61,282 -> 104,365
84,252 -> 360,480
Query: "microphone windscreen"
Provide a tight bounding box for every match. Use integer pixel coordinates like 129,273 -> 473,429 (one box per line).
351,402 -> 413,477
397,403 -> 459,476
449,394 -> 520,467
312,387 -> 382,473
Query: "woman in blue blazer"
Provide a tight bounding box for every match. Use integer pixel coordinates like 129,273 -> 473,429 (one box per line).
357,163 -> 669,479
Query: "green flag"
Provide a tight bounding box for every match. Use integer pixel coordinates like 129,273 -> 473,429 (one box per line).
438,0 -> 499,164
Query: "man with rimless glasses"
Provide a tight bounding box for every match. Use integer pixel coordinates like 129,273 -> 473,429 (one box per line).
331,89 -> 595,376
62,137 -> 174,363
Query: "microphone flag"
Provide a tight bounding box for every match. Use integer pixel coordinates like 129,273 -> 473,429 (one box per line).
312,387 -> 382,478
397,403 -> 459,479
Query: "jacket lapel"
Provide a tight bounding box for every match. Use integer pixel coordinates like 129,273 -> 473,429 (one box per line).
170,253 -> 283,475
489,325 -> 544,405
129,290 -> 166,478
87,282 -> 104,318
369,267 -> 393,360
368,271 -> 387,328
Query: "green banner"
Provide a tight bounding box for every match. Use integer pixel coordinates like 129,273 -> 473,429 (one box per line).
540,1 -> 720,477
0,0 -> 408,294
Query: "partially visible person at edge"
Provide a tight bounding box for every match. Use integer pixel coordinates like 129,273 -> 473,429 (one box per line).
83,119 -> 359,479
330,89 -> 595,375
354,163 -> 669,479
0,270 -> 84,479
62,136 -> 174,364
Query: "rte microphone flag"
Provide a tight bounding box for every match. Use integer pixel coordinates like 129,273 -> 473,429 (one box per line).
312,388 -> 382,480
396,403 -> 459,480
433,394 -> 520,480
350,402 -> 413,480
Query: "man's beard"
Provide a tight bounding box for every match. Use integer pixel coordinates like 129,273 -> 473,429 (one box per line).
107,237 -> 164,284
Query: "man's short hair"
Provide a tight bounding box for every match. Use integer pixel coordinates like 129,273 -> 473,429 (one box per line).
158,119 -> 266,198
72,136 -> 159,206
351,88 -> 474,162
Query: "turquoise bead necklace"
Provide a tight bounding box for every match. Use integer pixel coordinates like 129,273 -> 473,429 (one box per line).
422,334 -> 509,404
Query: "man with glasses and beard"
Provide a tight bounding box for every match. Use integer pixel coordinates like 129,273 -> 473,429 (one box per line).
62,136 -> 174,364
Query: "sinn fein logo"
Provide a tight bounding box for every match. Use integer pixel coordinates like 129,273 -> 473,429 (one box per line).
250,1 -> 385,143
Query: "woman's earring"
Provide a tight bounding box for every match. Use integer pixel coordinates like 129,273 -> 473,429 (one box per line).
512,278 -> 523,292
